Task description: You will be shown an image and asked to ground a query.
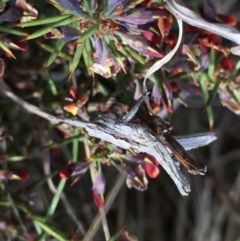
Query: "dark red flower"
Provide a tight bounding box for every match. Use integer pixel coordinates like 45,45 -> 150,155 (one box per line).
216,14 -> 237,26
169,82 -> 180,93
123,153 -> 160,178
93,189 -> 104,208
219,57 -> 235,71
141,156 -> 160,178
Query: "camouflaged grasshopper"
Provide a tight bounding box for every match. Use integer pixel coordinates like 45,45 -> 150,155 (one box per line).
129,95 -> 207,175
50,93 -> 217,195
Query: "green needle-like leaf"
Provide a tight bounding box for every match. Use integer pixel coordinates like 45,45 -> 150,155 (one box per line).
104,35 -> 125,73
205,78 -> 221,108
124,46 -> 145,64
230,59 -> 240,77
200,74 -> 214,130
72,128 -> 80,163
37,42 -> 73,61
69,44 -> 84,78
25,171 -> 58,192
46,70 -> 58,96
16,15 -> 71,28
208,48 -> 215,77
46,179 -> 66,217
33,214 -> 69,241
83,38 -> 94,73
44,133 -> 85,148
233,88 -> 240,104
25,16 -> 77,40
46,40 -> 66,68
36,221 -> 68,241
107,229 -> 122,241
76,24 -> 98,44
0,39 -> 15,58
45,129 -> 81,235
0,26 -> 27,36
7,155 -> 27,162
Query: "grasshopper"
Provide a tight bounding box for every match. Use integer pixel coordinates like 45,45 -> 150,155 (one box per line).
50,93 -> 216,195
135,101 -> 207,175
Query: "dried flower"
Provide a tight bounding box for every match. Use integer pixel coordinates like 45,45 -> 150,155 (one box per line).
59,162 -> 90,179
126,165 -> 148,191
64,87 -> 89,118
218,81 -> 240,115
44,26 -> 81,41
0,0 -> 37,22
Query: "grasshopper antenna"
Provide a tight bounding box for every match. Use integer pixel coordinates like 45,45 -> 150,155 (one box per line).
142,78 -> 154,115
142,16 -> 183,115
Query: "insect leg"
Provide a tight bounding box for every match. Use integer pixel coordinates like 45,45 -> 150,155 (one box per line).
121,92 -> 150,124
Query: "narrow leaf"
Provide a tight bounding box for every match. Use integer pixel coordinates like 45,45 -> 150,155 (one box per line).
124,46 -> 145,64
15,15 -> 71,27
233,88 -> 240,104
72,128 -> 80,162
83,38 -> 94,71
107,229 -> 123,241
35,217 -> 69,241
0,26 -> 27,36
46,179 -> 66,217
25,16 -> 76,40
0,39 -> 15,58
7,155 -> 27,162
104,35 -> 125,72
69,44 -> 84,78
199,74 -> 214,129
46,40 -> 66,67
76,24 -> 98,44
205,78 -> 221,108
37,42 -> 73,61
45,133 -> 85,148
208,48 -> 215,77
